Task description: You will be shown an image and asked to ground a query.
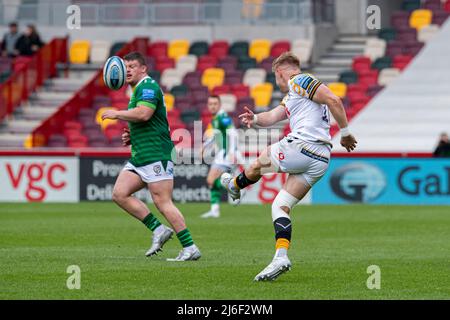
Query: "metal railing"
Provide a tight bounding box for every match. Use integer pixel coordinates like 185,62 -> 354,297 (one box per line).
0,0 -> 336,27
0,37 -> 68,123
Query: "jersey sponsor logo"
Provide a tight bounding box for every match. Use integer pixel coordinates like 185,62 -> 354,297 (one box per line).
278,152 -> 285,161
295,74 -> 313,90
142,89 -> 155,100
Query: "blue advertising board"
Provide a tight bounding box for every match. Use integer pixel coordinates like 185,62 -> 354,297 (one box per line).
312,158 -> 450,204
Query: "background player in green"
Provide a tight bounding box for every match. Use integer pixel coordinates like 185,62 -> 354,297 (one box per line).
102,52 -> 201,261
200,95 -> 240,218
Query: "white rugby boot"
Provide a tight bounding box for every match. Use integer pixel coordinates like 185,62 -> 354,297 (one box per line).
166,244 -> 202,261
254,256 -> 292,281
145,225 -> 174,257
220,172 -> 241,201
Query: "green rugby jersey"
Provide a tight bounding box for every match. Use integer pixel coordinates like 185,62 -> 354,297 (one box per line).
210,109 -> 234,154
127,76 -> 174,167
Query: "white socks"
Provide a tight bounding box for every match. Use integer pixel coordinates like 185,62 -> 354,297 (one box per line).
211,203 -> 220,215
275,248 -> 288,258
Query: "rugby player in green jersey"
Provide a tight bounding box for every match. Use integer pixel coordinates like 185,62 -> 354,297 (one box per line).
200,95 -> 240,218
102,52 -> 201,261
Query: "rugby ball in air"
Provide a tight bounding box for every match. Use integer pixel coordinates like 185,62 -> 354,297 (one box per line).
103,56 -> 126,90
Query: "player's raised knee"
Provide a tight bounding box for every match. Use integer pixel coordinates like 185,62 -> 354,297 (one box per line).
272,190 -> 299,220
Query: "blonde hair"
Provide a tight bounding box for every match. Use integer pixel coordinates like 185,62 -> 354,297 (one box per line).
272,52 -> 300,72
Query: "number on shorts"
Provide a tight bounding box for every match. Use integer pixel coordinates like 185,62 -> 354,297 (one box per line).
322,106 -> 330,123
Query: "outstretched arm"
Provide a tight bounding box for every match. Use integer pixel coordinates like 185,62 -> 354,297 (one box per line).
312,84 -> 357,152
239,105 -> 287,128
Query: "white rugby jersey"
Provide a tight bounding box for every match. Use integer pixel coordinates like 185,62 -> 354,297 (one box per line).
281,73 -> 332,147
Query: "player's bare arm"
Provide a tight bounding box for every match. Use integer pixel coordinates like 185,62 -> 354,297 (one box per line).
239,105 -> 287,128
313,84 -> 357,152
102,105 -> 155,122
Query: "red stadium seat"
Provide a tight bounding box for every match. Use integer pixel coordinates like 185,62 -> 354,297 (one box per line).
148,41 -> 168,58
64,121 -> 83,131
393,54 -> 413,70
346,83 -> 367,96
445,0 -> 450,12
209,40 -> 230,60
155,57 -> 175,73
63,128 -> 82,138
201,114 -> 213,126
270,41 -> 291,58
167,108 -> 181,118
197,55 -> 217,72
352,56 -> 372,73
67,135 -> 88,148
104,126 -> 122,141
212,84 -> 231,96
230,84 -> 250,100
347,92 -> 370,106
358,70 -> 379,87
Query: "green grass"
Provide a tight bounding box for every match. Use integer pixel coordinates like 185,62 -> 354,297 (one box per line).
0,203 -> 449,299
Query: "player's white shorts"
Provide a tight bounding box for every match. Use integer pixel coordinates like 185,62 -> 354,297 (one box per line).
211,149 -> 235,172
123,160 -> 174,184
269,137 -> 331,186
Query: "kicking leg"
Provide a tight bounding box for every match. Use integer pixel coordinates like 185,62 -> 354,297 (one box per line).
149,179 -> 201,261
221,146 -> 276,201
254,174 -> 311,281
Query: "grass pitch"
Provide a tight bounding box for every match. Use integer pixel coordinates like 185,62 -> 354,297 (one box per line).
0,202 -> 449,299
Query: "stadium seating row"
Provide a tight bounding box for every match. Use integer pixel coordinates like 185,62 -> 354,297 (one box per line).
48,0 -> 450,148
69,38 -> 313,67
324,0 -> 448,137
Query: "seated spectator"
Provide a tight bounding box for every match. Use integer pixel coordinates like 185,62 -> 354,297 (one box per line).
16,24 -> 44,56
433,133 -> 450,158
1,22 -> 20,58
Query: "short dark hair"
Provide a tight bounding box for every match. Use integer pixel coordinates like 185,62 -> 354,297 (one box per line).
9,22 -> 18,28
123,51 -> 146,66
208,95 -> 221,103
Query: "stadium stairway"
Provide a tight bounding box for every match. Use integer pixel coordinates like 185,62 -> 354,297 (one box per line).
0,69 -> 96,148
331,19 -> 450,152
312,35 -> 370,84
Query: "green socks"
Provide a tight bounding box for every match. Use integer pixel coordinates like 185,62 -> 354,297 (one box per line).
142,213 -> 162,232
210,178 -> 223,205
142,214 -> 194,248
177,229 -> 194,248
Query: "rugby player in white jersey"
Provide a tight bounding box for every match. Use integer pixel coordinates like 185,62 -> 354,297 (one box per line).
221,52 -> 357,281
